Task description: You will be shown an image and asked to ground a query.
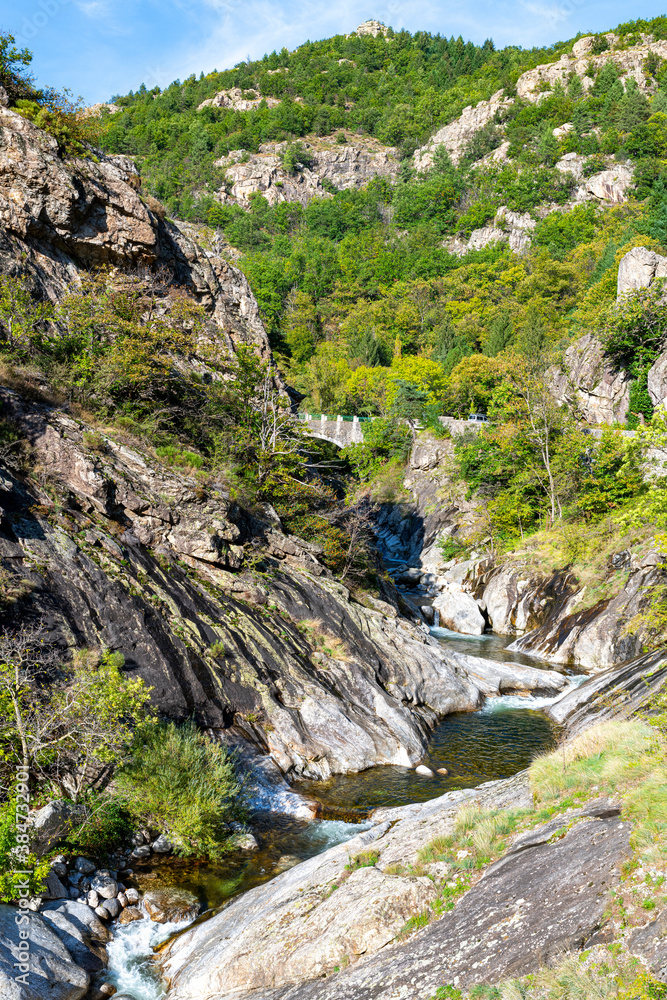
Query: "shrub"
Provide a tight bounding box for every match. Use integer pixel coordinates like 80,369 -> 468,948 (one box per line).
143,194 -> 167,219
0,796 -> 52,903
116,721 -> 242,859
64,795 -> 132,856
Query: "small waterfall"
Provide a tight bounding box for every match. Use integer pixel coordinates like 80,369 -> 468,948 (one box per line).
479,674 -> 588,715
104,916 -> 193,1000
433,609 -> 439,627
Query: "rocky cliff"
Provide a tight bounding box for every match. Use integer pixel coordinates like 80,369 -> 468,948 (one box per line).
216,136 -> 399,209
0,385 -> 573,778
0,98 -> 271,360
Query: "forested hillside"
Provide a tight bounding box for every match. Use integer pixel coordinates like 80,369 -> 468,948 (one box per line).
95,15 -> 667,427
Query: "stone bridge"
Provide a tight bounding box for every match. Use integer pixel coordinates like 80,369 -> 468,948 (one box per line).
296,413 -> 367,447
296,412 -> 479,447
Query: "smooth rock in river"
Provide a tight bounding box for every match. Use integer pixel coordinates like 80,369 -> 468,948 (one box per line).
0,902 -> 90,999
118,906 -> 144,925
143,888 -> 200,924
129,846 -> 151,860
232,832 -> 259,851
433,587 -> 485,635
102,898 -> 121,919
161,780 -> 531,999
151,835 -> 172,854
124,889 -> 140,905
90,875 -> 117,900
415,764 -> 434,776
41,899 -> 109,974
249,804 -> 631,1000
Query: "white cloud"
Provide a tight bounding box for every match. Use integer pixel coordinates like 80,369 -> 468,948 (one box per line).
74,0 -> 113,15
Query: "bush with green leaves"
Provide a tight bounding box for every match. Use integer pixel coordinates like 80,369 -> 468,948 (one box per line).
0,796 -> 52,903
116,721 -> 242,859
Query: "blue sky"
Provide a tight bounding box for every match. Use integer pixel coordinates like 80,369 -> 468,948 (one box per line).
2,0 -> 667,104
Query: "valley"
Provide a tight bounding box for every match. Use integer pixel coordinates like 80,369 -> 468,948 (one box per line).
1,13 -> 667,1000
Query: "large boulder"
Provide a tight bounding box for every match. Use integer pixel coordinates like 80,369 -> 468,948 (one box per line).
433,585 -> 486,635
481,566 -> 574,635
0,904 -> 90,999
40,900 -> 109,975
29,801 -> 86,858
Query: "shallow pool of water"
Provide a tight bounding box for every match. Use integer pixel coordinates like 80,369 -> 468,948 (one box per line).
429,626 -> 583,672
124,815 -> 370,914
293,704 -> 558,815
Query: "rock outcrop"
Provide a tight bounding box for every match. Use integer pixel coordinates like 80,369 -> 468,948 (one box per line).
0,103 -> 272,360
197,87 -> 280,112
0,388 -> 566,784
414,33 -> 655,218
433,585 -> 486,634
414,89 -> 510,169
508,555 -> 665,669
617,246 -> 667,298
549,333 -> 631,425
162,778 -> 630,1000
161,774 -> 531,997
548,646 -> 667,736
216,138 -> 399,208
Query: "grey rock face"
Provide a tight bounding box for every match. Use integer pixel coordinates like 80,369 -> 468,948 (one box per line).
167,775 -> 622,1000
617,246 -> 667,298
237,809 -> 630,1000
629,907 -> 667,979
548,647 -> 667,736
216,138 -> 399,209
0,903 -> 90,999
508,563 -> 662,669
648,351 -> 667,408
548,333 -> 630,425
0,104 -> 273,363
0,390 -> 492,781
40,900 -> 109,975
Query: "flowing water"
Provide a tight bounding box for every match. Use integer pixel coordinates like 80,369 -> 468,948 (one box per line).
103,629 -> 584,998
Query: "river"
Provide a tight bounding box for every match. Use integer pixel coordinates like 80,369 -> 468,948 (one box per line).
102,630 -> 584,999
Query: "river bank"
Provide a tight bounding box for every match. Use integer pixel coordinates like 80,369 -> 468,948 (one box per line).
92,630 -> 576,999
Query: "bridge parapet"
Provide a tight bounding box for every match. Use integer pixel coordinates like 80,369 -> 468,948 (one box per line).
296,412 -> 484,447
297,412 -> 366,447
